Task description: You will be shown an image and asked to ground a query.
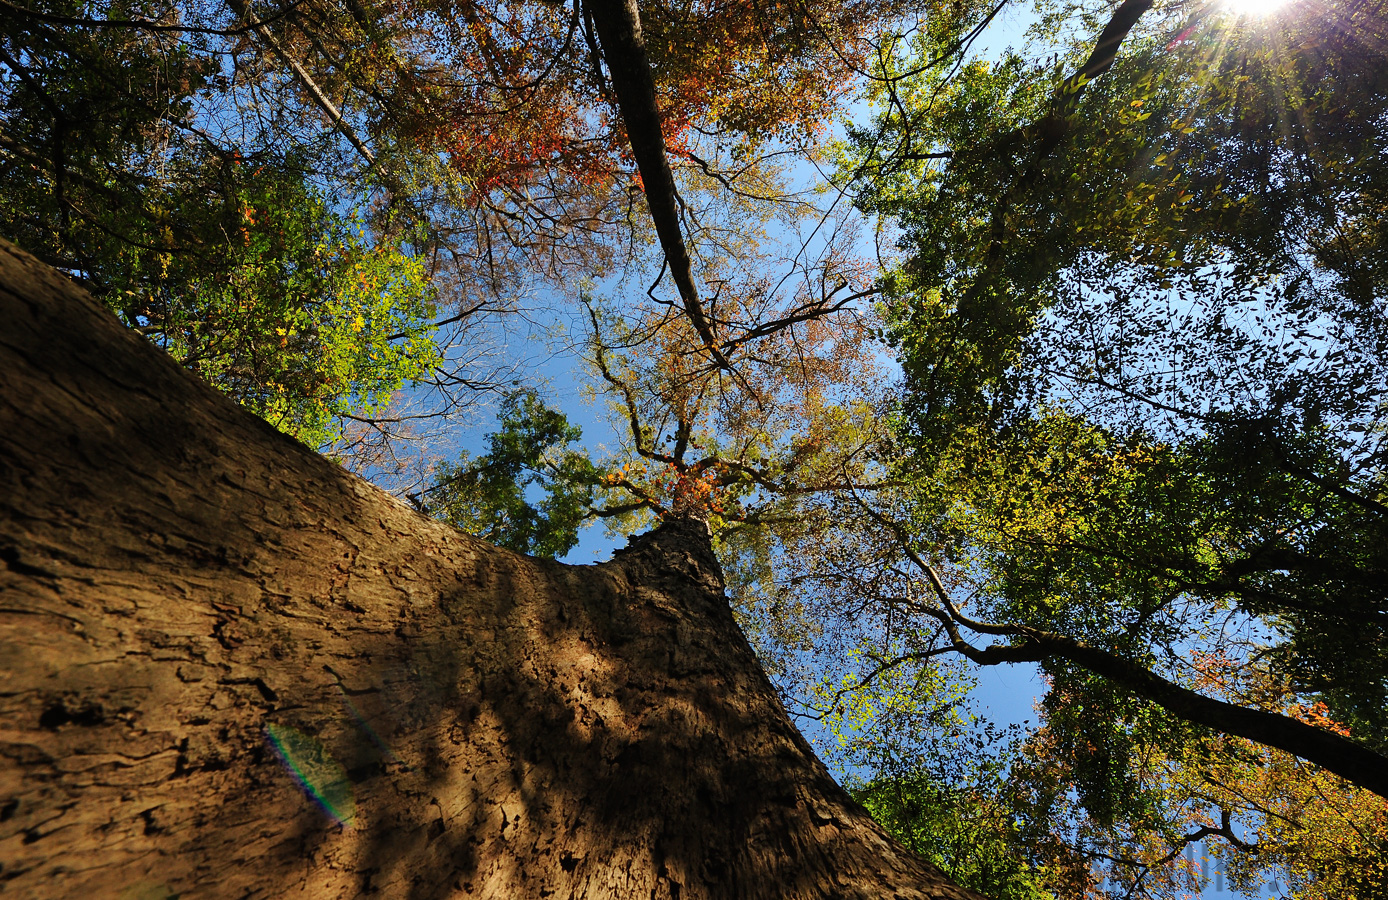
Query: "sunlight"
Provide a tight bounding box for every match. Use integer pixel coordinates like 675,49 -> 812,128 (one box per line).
1222,0 -> 1291,17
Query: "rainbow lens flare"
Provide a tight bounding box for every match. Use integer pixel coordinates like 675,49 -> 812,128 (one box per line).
266,723 -> 357,828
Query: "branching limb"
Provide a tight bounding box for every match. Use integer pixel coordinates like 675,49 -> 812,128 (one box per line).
840,485 -> 1388,799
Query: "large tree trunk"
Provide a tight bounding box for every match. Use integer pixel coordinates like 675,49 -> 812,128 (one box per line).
0,238 -> 980,900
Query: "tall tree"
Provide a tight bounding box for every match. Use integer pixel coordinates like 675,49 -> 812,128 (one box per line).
816,0 -> 1388,890
0,241 -> 987,896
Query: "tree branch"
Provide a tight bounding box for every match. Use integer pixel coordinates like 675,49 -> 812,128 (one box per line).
583,0 -> 732,371
838,491 -> 1388,799
225,0 -> 376,166
959,626 -> 1388,801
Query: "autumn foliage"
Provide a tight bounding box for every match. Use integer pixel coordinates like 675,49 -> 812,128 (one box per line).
375,0 -> 920,207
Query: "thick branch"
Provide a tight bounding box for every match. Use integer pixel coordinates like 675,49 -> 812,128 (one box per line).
936,0 -> 1155,345
853,497 -> 1388,799
1074,0 -> 1156,83
954,628 -> 1388,801
1016,0 -> 1155,159
583,0 -> 720,353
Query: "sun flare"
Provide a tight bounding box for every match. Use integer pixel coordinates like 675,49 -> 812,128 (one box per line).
1223,0 -> 1291,16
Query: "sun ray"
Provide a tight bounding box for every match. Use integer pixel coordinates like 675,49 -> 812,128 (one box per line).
1221,0 -> 1293,17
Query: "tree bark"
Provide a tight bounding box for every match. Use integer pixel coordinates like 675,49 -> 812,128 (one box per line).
0,237 -> 979,899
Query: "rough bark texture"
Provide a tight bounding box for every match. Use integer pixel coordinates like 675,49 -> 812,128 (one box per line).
0,237 -> 981,899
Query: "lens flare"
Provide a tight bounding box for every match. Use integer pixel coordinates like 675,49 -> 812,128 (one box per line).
266,723 -> 357,828
1223,0 -> 1290,16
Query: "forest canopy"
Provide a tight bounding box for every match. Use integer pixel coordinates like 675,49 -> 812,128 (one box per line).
3,0 -> 1385,895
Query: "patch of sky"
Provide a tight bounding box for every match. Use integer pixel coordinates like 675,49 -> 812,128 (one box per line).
1029,251 -> 1388,475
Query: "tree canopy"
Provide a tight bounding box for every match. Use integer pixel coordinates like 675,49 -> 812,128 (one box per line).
824,0 -> 1388,893
4,0 -> 1387,894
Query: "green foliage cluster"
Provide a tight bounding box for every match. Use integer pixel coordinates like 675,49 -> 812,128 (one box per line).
849,0 -> 1388,437
816,652 -> 1059,898
0,0 -> 442,448
905,408 -> 1388,745
111,169 -> 441,448
423,391 -> 605,559
854,772 -> 1054,900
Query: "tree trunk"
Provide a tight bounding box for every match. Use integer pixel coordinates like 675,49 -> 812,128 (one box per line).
0,238 -> 979,899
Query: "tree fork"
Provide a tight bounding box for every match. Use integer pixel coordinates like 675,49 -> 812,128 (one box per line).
0,238 -> 979,898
